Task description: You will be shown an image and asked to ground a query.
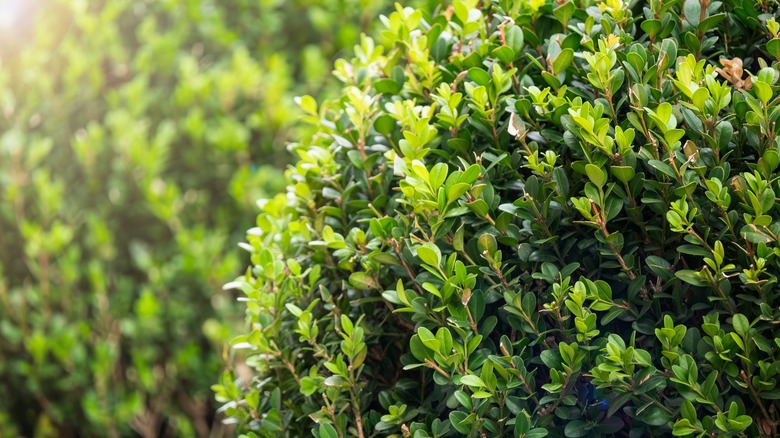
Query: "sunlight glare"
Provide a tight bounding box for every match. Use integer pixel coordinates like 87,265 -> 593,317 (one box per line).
0,0 -> 25,31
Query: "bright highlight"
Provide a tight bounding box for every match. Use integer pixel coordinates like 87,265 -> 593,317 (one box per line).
0,0 -> 25,30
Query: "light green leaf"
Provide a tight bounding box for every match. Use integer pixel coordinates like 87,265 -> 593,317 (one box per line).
417,243 -> 442,266
585,164 -> 607,188
460,375 -> 485,387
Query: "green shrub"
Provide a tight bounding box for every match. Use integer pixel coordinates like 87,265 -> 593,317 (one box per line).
0,0 -> 383,436
219,0 -> 780,436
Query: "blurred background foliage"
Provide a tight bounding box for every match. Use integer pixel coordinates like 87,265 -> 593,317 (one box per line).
0,0 -> 386,436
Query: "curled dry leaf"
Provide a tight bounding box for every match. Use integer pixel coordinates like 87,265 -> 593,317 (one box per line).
717,57 -> 753,90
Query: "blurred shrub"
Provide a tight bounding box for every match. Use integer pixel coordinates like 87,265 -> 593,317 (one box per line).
218,0 -> 780,437
0,0 -> 385,436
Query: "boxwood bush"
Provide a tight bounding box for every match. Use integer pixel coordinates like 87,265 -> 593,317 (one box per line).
219,0 -> 780,436
0,0 -> 383,436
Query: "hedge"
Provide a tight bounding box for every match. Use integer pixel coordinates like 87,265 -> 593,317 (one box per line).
0,0 -> 383,435
218,0 -> 780,436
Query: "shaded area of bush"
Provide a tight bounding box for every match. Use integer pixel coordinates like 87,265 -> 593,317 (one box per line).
218,0 -> 780,436
0,0 -> 384,436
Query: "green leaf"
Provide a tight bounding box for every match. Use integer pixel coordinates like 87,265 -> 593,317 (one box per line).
715,120 -> 733,150
460,164 -> 482,184
762,149 -> 780,173
466,199 -> 490,217
553,1 -> 576,24
754,81 -> 772,105
741,224 -> 773,244
585,164 -> 607,188
349,272 -> 374,290
680,400 -> 697,422
447,182 -> 472,202
699,13 -> 725,32
417,243 -> 442,266
478,233 -> 498,256
664,129 -> 685,145
553,48 -> 574,74
659,39 -> 678,70
417,326 -> 441,352
540,350 -> 562,369
608,394 -> 632,417
692,87 -> 709,111
493,46 -> 516,64
610,165 -> 635,183
468,67 -> 491,86
449,411 -> 471,434
515,411 -> 530,433
374,114 -> 396,135
505,25 -> 524,54
460,375 -> 486,387
683,0 -> 702,27
641,406 -> 672,426
758,68 -> 777,86
340,314 -> 354,335
319,423 -> 338,438
564,420 -> 590,437
672,419 -> 697,436
641,19 -> 662,37
391,65 -> 406,84
370,252 -> 400,266
410,335 -> 433,361
374,78 -> 403,95
675,270 -> 707,286
648,160 -> 676,178
300,377 -> 320,396
430,163 -> 448,190
732,314 -> 749,337
767,39 -> 780,60
454,390 -> 473,409
297,95 -> 318,114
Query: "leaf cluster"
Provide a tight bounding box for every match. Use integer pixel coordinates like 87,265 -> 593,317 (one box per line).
0,0 -> 383,436
221,0 -> 780,437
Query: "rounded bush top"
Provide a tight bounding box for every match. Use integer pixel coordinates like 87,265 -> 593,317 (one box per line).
217,1 -> 780,437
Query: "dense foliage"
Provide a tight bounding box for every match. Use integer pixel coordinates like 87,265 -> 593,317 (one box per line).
0,0 -> 383,436
218,0 -> 780,436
